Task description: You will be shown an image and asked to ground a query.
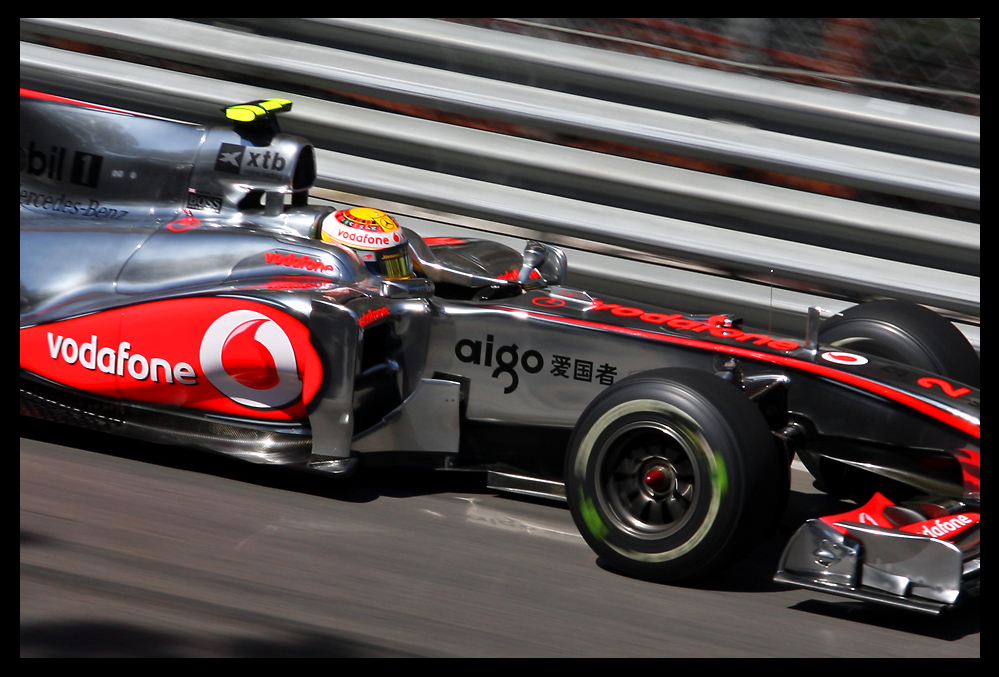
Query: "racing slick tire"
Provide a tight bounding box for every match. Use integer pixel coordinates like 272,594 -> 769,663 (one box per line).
565,368 -> 785,583
819,300 -> 979,388
810,300 -> 980,499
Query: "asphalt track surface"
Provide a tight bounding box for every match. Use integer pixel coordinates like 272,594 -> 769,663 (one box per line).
20,418 -> 980,657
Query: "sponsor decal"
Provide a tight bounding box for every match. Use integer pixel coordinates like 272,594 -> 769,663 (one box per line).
20,298 -> 322,420
199,310 -> 300,409
43,333 -> 197,385
819,492 -> 980,541
336,228 -> 392,248
902,513 -> 980,540
167,215 -> 201,232
253,278 -> 331,291
551,354 -> 617,385
215,144 -> 244,172
455,334 -> 616,394
358,307 -> 390,328
264,251 -> 338,275
21,141 -> 103,188
531,296 -> 565,308
588,300 -> 800,351
186,190 -> 223,213
820,351 -> 868,366
215,142 -> 289,179
20,188 -> 129,220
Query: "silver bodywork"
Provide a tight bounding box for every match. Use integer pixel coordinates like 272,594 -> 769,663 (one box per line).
20,91 -> 979,613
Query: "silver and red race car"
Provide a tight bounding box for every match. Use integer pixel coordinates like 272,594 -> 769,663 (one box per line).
19,89 -> 980,614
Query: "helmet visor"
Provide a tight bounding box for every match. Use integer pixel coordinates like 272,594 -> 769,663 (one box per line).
368,243 -> 414,280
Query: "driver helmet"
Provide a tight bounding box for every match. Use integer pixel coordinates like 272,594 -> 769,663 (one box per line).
320,207 -> 414,279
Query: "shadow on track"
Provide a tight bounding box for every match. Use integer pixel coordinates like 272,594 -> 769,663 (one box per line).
20,415 -> 490,504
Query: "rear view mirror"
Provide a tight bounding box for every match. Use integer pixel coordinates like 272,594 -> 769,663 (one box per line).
518,241 -> 568,287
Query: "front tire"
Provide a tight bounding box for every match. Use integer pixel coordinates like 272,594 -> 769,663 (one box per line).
565,368 -> 785,582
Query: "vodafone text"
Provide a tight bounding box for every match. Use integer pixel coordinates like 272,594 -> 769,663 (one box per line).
264,251 -> 337,273
916,514 -> 978,539
589,300 -> 800,351
336,228 -> 391,248
47,333 -> 198,385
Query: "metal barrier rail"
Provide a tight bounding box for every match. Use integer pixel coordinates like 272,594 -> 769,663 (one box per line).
258,18 -> 981,165
19,19 -> 979,345
18,18 -> 980,210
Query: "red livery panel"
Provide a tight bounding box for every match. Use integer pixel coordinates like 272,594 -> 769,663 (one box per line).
20,297 -> 322,420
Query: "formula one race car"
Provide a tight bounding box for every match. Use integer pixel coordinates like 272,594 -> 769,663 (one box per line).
19,89 -> 980,614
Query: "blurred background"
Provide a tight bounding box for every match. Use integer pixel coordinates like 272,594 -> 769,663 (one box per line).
443,18 -> 980,208
450,19 -> 981,115
19,17 -> 980,339
20,18 -> 981,348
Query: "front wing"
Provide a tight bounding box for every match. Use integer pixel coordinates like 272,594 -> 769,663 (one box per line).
775,492 -> 980,614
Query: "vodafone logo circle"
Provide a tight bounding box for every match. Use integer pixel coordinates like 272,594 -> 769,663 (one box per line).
167,215 -> 201,232
532,296 -> 566,308
821,351 -> 869,366
200,310 -> 301,409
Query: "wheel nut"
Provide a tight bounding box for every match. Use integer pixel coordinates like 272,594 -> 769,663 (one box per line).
644,467 -> 669,490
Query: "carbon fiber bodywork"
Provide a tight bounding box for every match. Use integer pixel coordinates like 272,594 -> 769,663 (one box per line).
20,90 -> 979,613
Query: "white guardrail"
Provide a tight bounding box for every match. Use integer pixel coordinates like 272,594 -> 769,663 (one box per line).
19,18 -> 979,348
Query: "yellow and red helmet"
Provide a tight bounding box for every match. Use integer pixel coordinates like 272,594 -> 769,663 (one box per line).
320,207 -> 414,279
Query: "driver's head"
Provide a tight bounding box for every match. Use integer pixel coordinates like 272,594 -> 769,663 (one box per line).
320,207 -> 414,279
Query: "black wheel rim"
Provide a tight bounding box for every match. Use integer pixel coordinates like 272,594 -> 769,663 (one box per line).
596,421 -> 702,539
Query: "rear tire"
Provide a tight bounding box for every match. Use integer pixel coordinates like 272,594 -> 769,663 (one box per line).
565,368 -> 785,582
819,300 -> 978,388
808,300 -> 979,499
